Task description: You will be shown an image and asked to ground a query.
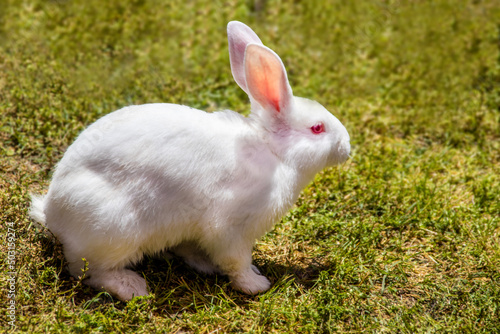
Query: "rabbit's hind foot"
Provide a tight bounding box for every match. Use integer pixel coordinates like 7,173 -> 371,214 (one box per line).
86,269 -> 149,301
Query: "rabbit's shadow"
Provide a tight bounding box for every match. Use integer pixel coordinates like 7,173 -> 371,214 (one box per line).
37,233 -> 329,312
136,253 -> 330,313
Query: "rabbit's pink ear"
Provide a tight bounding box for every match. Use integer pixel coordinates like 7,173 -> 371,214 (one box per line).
227,21 -> 263,94
244,44 -> 293,114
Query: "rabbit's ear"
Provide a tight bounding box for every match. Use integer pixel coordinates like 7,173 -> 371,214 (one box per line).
244,44 -> 293,114
227,21 -> 263,94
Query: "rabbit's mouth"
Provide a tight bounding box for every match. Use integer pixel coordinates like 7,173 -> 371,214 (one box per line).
329,138 -> 351,166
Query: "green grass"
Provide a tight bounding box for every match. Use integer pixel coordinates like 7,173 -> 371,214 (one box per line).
1,0 -> 500,332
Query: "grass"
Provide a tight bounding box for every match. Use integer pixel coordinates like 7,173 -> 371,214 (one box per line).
1,0 -> 500,332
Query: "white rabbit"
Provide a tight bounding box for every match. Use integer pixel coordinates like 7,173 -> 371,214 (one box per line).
30,21 -> 350,301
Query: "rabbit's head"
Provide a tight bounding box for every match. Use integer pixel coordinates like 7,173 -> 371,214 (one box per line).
227,21 -> 350,175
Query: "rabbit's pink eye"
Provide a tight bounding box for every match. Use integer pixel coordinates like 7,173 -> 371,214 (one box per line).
311,123 -> 325,134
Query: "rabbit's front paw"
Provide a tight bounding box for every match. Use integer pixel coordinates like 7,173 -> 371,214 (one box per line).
230,267 -> 271,295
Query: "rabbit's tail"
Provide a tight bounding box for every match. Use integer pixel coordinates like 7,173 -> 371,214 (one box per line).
29,194 -> 47,227
29,194 -> 57,241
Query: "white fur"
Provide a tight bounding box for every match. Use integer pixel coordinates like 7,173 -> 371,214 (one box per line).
30,21 -> 350,301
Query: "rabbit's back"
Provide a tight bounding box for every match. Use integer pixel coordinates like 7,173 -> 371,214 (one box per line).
60,103 -> 246,169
